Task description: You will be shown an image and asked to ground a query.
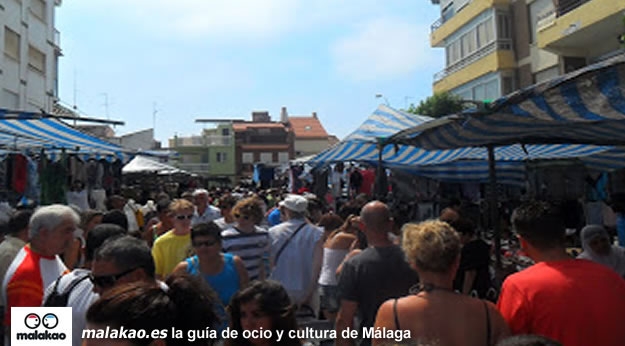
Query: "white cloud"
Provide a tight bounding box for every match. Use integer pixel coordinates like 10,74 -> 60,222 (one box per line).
331,18 -> 438,82
82,0 -> 298,42
76,0 -> 388,43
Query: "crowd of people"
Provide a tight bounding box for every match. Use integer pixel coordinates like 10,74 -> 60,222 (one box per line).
0,185 -> 624,346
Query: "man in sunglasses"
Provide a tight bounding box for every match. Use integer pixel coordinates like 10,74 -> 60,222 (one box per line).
2,204 -> 79,343
152,199 -> 195,279
42,223 -> 125,346
91,235 -> 158,295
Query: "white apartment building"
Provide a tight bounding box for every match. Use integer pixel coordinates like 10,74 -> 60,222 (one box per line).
1,0 -> 62,112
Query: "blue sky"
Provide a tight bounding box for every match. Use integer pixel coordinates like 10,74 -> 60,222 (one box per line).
56,0 -> 444,147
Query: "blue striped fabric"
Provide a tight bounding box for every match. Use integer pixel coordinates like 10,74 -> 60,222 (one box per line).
310,100 -> 625,184
391,53 -> 625,150
0,109 -> 130,161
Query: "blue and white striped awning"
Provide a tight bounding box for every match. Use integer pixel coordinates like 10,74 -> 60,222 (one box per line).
0,109 -> 131,162
390,53 -> 625,150
309,104 -> 437,165
310,103 -> 625,184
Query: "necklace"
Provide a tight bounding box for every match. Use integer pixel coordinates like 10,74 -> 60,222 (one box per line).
409,282 -> 458,295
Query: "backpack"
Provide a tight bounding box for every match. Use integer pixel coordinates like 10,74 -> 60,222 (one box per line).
43,273 -> 90,307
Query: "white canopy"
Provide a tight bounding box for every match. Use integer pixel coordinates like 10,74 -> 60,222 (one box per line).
122,155 -> 187,175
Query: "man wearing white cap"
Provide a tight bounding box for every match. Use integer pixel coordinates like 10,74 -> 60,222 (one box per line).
269,194 -> 324,308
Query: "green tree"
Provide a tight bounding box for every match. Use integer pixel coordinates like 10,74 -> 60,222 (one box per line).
406,92 -> 464,118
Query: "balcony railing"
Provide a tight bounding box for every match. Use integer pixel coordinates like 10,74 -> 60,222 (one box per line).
53,29 -> 60,47
176,163 -> 210,173
556,0 -> 591,17
434,39 -> 512,82
431,17 -> 444,32
173,135 -> 232,147
536,8 -> 556,32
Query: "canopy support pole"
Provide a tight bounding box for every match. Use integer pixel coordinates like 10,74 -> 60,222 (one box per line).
375,140 -> 387,200
488,145 -> 502,269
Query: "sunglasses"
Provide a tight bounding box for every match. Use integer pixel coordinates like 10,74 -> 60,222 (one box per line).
89,267 -> 139,288
233,213 -> 250,220
192,239 -> 219,248
175,214 -> 194,220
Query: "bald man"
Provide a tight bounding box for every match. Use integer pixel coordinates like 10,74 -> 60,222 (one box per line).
335,201 -> 418,346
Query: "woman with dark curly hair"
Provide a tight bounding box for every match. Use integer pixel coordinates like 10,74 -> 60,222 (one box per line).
227,280 -> 301,346
83,272 -> 220,346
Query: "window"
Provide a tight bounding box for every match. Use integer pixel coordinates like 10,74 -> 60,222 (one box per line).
278,152 -> 289,163
30,0 -> 46,22
181,154 -> 199,164
216,152 -> 227,163
502,77 -> 515,95
448,40 -> 461,64
460,32 -> 477,57
1,89 -> 19,109
473,84 -> 486,101
484,79 -> 499,101
221,128 -> 230,136
260,152 -> 272,164
242,152 -> 253,164
28,45 -> 46,74
4,27 -> 20,61
201,152 -> 209,163
477,17 -> 494,47
446,15 -> 497,68
456,90 -> 472,101
529,0 -> 554,44
497,14 -> 511,39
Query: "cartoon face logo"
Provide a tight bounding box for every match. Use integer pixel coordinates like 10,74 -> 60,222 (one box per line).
42,313 -> 58,329
24,313 -> 40,329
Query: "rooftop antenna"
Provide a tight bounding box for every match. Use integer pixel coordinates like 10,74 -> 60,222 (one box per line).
152,102 -> 159,139
73,68 -> 78,111
100,93 -> 110,120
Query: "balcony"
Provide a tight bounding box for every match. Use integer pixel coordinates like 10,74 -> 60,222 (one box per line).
434,39 -> 512,82
430,0 -> 508,47
172,135 -> 232,147
53,29 -> 61,48
176,163 -> 210,174
537,0 -> 625,57
433,39 -> 515,93
555,0 -> 591,17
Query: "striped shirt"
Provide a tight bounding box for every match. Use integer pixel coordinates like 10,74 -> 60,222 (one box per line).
2,245 -> 68,326
221,226 -> 269,281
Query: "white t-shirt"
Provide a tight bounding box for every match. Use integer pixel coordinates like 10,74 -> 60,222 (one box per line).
43,269 -> 98,346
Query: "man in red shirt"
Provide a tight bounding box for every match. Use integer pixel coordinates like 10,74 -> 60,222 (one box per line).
2,204 -> 78,343
497,201 -> 625,346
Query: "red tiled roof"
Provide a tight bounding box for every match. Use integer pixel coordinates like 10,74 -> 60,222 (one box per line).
288,116 -> 328,138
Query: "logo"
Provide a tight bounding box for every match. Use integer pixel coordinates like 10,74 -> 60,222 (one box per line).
12,307 -> 72,345
42,313 -> 59,329
24,314 -> 40,329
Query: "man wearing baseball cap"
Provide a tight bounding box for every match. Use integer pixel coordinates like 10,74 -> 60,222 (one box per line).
269,194 -> 324,308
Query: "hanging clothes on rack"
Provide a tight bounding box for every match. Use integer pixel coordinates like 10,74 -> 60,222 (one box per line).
12,154 -> 27,194
40,155 -> 68,205
24,155 -> 40,204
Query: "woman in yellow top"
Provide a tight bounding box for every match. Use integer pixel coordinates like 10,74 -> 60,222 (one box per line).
151,198 -> 194,279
